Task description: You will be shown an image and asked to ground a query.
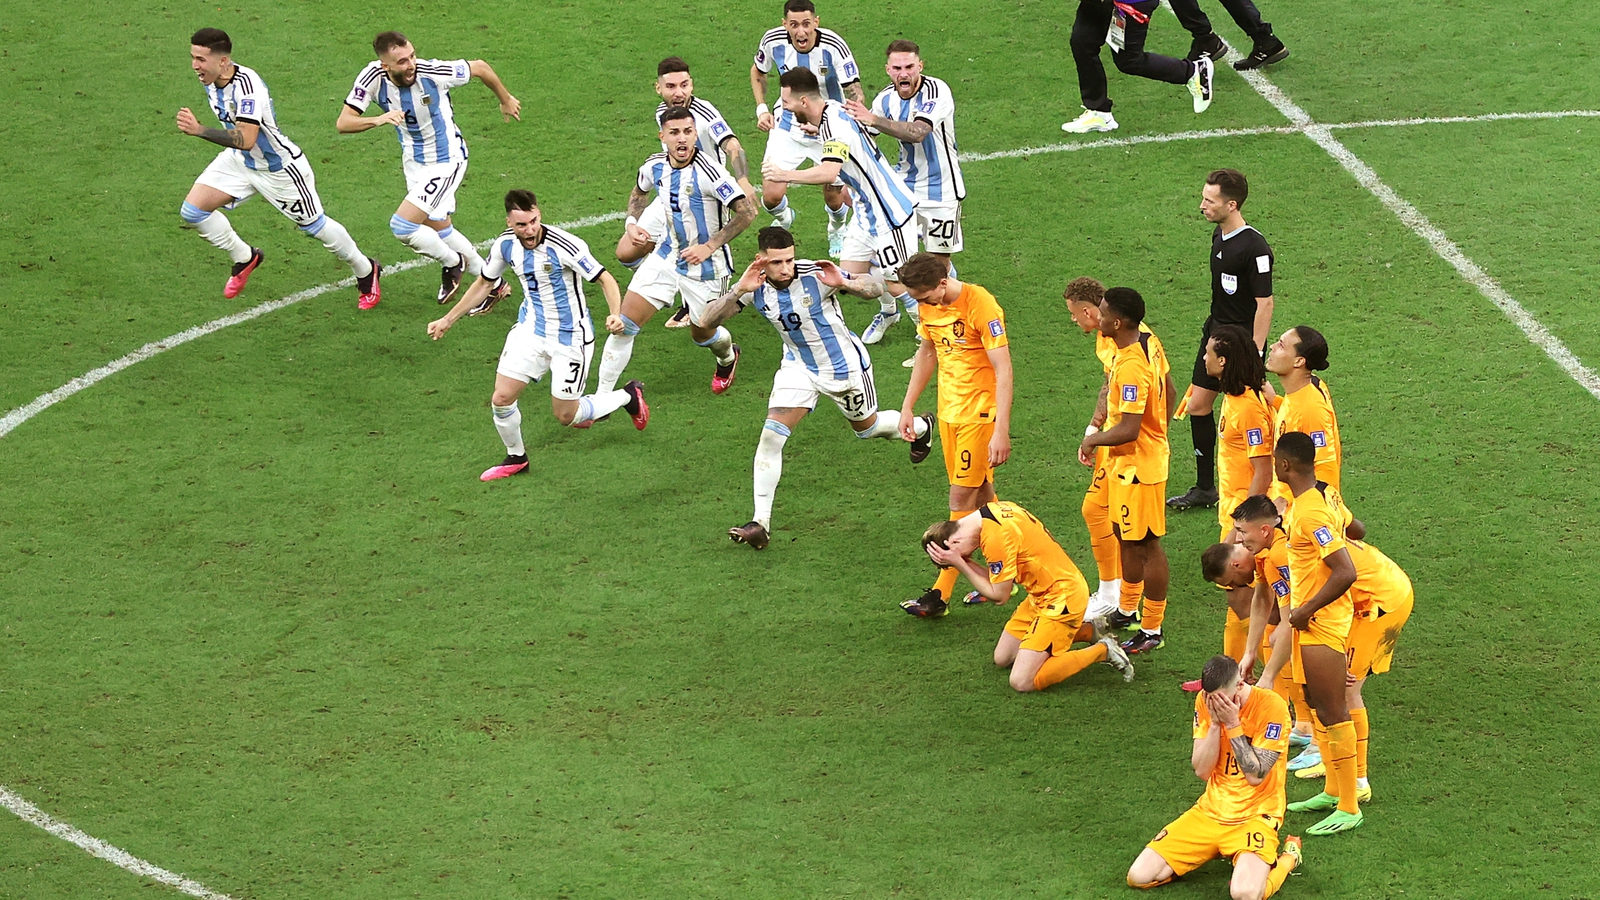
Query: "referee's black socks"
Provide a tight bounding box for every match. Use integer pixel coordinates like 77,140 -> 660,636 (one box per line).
1191,413 -> 1217,491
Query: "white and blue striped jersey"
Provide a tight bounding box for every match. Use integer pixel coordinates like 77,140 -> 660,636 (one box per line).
753,27 -> 860,136
742,261 -> 871,382
345,59 -> 472,165
871,75 -> 965,203
818,101 -> 918,233
654,97 -> 737,165
204,64 -> 304,172
636,150 -> 745,280
481,225 -> 606,347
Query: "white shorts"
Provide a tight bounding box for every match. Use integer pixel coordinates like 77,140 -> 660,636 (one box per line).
840,212 -> 917,279
627,253 -> 728,326
497,323 -> 594,401
196,151 -> 324,227
638,195 -> 669,244
916,199 -> 964,254
403,157 -> 468,220
769,355 -> 879,421
762,124 -> 845,187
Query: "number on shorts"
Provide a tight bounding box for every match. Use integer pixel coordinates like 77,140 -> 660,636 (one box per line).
275,198 -> 307,217
879,242 -> 902,268
423,176 -> 442,197
927,218 -> 956,240
1246,830 -> 1265,849
841,391 -> 864,414
959,448 -> 972,473
564,361 -> 583,385
1119,503 -> 1133,530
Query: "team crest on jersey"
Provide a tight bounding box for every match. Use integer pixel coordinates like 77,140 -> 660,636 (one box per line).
989,561 -> 1003,576
1313,526 -> 1334,546
1122,384 -> 1139,403
715,182 -> 737,202
239,98 -> 256,116
1265,723 -> 1283,741
988,319 -> 1004,337
951,320 -> 965,339
1246,428 -> 1263,447
422,95 -> 433,106
1311,430 -> 1327,448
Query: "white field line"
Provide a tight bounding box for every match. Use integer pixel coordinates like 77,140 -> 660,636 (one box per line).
0,786 -> 238,900
1230,63 -> 1600,399
4,109 -> 1600,442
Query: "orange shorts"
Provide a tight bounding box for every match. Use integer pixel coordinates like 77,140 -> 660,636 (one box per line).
1110,477 -> 1166,540
1217,489 -> 1250,534
1004,601 -> 1087,654
1085,450 -> 1113,510
1290,596 -> 1353,684
1346,592 -> 1412,678
1148,806 -> 1281,876
940,419 -> 995,488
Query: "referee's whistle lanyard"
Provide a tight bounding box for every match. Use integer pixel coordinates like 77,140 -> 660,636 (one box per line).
1111,1 -> 1152,23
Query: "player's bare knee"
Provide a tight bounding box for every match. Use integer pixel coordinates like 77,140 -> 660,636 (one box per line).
1008,670 -> 1035,693
491,389 -> 519,407
1230,880 -> 1265,900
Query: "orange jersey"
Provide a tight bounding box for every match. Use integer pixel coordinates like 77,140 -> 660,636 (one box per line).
1217,388 -> 1274,511
1107,330 -> 1171,485
1253,528 -> 1291,607
1346,538 -> 1413,619
1092,323 -> 1150,466
918,282 -> 1008,425
1193,687 -> 1292,824
1284,482 -> 1353,614
978,501 -> 1089,621
1274,376 -> 1342,490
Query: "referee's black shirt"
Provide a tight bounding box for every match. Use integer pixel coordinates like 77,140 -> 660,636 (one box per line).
1208,224 -> 1274,329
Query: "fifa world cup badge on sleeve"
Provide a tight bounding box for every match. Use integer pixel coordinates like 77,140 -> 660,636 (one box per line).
1122,384 -> 1139,403
989,561 -> 1003,576
1313,526 -> 1334,547
988,319 -> 1004,337
1246,428 -> 1263,447
239,98 -> 256,116
1310,430 -> 1327,448
715,182 -> 738,202
1265,722 -> 1283,741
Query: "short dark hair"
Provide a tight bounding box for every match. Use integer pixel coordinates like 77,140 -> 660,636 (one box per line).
784,0 -> 817,15
779,67 -> 822,97
1102,287 -> 1145,326
1210,324 -> 1265,396
659,106 -> 695,126
1291,326 -> 1330,371
1200,543 -> 1236,584
504,189 -> 538,213
757,226 -> 795,251
1201,655 -> 1241,693
190,28 -> 232,55
897,252 -> 947,291
1063,276 -> 1105,306
886,39 -> 921,57
1207,168 -> 1249,208
1276,431 -> 1317,469
1230,494 -> 1280,524
657,56 -> 690,78
373,31 -> 410,56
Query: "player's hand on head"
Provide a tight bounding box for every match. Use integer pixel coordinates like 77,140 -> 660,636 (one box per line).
924,541 -> 959,568
813,259 -> 845,286
500,95 -> 521,122
736,256 -> 768,292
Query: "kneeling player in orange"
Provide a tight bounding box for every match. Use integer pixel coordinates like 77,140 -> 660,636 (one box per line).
922,500 -> 1134,690
1128,654 -> 1301,898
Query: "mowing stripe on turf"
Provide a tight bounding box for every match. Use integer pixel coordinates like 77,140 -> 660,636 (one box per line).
5,107 -> 1600,441
1230,62 -> 1600,399
0,786 -> 238,900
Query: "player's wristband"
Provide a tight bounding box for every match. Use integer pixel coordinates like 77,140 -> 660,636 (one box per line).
756,103 -> 770,118
1225,726 -> 1246,740
1084,425 -> 1098,437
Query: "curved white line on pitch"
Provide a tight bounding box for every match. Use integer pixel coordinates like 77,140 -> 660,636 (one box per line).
5,107 -> 1599,439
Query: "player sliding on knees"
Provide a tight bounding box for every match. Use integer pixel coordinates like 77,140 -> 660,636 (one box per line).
700,227 -> 933,550
427,190 -> 648,482
597,108 -> 757,397
922,501 -> 1135,690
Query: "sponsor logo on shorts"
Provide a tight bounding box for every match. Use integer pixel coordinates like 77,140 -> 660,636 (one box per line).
1311,430 -> 1327,448
989,561 -> 1003,576
1246,428 -> 1263,446
988,318 -> 1004,337
1265,722 -> 1283,740
1154,829 -> 1169,842
1314,526 -> 1334,546
1122,384 -> 1139,403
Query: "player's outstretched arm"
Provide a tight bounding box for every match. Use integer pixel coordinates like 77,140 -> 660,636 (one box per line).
844,99 -> 932,143
468,60 -> 521,121
812,260 -> 884,299
762,159 -> 842,186
1237,581 -> 1275,678
427,275 -> 495,340
722,137 -> 753,186
336,105 -> 405,134
176,108 -> 259,150
1257,611 -> 1293,688
987,345 -> 1014,467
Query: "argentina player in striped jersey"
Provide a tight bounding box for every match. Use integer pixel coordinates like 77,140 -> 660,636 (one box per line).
176,29 -> 379,306
598,108 -> 757,398
697,228 -> 934,550
845,40 -> 966,345
428,191 -> 648,482
337,31 -> 521,305
617,56 -> 756,333
750,0 -> 863,256
765,68 -> 920,347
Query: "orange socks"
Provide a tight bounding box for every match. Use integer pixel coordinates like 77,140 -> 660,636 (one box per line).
1223,607 -> 1250,661
1351,707 -> 1370,780
1120,579 -> 1143,615
1263,848 -> 1296,898
1083,494 -> 1121,581
1327,720 -> 1360,814
1033,642 -> 1108,690
1142,598 -> 1167,633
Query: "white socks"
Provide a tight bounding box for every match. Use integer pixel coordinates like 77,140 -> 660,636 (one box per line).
399,223 -> 460,268
855,409 -> 922,441
491,403 -> 525,456
574,389 -> 631,426
308,217 -> 371,278
197,210 -> 253,263
698,325 -> 737,366
438,226 -> 484,277
598,333 -> 635,394
753,419 -> 791,529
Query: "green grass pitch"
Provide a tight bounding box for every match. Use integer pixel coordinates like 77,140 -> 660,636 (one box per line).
2,1 -> 1599,897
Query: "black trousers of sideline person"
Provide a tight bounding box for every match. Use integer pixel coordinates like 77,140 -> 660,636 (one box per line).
1069,0 -> 1196,113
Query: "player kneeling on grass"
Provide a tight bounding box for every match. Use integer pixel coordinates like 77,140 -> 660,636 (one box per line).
922,501 -> 1134,691
1128,654 -> 1302,899
699,226 -> 933,549
428,190 -> 648,482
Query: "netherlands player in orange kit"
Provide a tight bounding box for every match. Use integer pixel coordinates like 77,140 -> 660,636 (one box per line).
1265,326 -> 1340,492
1207,325 -> 1275,661
897,252 -> 1014,618
1258,432 -> 1362,835
921,500 -> 1135,689
1064,276 -> 1123,618
1128,654 -> 1302,898
1078,287 -> 1175,654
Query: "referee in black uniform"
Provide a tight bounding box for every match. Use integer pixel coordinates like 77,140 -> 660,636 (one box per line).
1168,169 -> 1275,511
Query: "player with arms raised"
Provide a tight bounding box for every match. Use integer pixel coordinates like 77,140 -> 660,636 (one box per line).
338,31 -> 521,305
750,0 -> 863,256
427,190 -> 647,481
698,227 -> 933,549
176,29 -> 379,307
844,39 -> 966,345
